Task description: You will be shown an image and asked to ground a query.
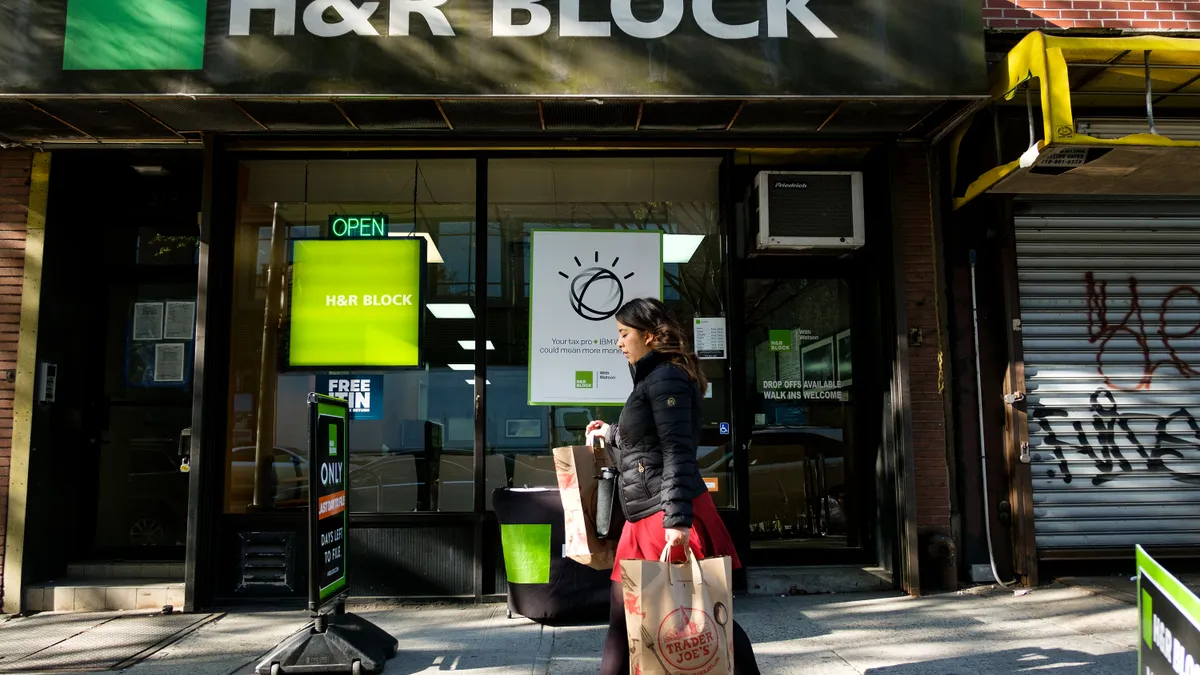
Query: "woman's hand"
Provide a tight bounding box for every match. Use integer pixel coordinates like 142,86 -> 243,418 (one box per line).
665,527 -> 690,549
585,420 -> 611,443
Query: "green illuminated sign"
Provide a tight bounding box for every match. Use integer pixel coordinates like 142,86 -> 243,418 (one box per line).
287,239 -> 424,368
329,215 -> 389,239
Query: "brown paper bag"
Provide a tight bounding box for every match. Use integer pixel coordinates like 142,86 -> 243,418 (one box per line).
553,444 -> 616,570
621,549 -> 734,675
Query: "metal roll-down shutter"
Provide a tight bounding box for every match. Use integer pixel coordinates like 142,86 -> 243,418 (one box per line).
1016,205 -> 1200,553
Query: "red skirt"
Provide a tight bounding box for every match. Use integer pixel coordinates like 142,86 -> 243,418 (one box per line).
610,491 -> 742,582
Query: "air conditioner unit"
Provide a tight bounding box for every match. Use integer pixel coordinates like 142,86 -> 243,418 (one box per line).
753,171 -> 865,251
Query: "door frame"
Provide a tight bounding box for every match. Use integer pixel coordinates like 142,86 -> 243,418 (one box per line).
730,256 -> 882,567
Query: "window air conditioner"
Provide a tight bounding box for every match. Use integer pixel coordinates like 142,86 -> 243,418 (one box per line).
753,171 -> 865,251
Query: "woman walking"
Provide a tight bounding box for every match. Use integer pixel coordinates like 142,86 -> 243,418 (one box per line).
586,297 -> 760,675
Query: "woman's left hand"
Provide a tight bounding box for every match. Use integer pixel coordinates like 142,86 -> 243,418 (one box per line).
665,527 -> 690,549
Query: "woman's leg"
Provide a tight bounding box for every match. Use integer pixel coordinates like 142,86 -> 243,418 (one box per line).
732,620 -> 761,675
600,581 -> 629,675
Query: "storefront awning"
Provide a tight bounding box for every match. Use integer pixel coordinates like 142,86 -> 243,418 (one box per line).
953,32 -> 1200,209
0,97 -> 976,146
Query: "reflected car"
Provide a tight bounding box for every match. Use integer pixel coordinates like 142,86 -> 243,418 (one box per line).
700,427 -> 846,538
125,444 -> 189,547
229,445 -> 309,509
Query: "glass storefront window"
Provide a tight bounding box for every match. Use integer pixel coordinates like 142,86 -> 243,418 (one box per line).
484,158 -> 734,508
224,159 -> 477,514
222,156 -> 734,515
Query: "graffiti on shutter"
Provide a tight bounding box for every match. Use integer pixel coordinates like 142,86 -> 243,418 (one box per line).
1017,215 -> 1200,550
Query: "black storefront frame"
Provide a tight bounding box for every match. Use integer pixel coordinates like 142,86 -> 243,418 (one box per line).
186,142 -> 902,609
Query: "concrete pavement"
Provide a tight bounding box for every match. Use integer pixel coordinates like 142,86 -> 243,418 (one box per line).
79,582 -> 1138,675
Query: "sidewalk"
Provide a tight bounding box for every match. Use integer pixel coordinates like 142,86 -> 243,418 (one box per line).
0,583 -> 1138,675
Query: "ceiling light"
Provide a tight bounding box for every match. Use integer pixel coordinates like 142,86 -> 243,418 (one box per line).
387,231 -> 444,264
663,234 -> 705,263
1076,118 -> 1200,141
465,379 -> 492,385
428,304 -> 475,319
132,165 -> 170,176
447,364 -> 474,371
458,340 -> 495,350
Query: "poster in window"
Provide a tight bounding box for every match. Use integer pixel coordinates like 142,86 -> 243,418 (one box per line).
837,329 -> 853,386
527,230 -> 662,406
693,317 -> 727,360
132,302 -> 164,341
164,301 -> 196,340
153,343 -> 186,382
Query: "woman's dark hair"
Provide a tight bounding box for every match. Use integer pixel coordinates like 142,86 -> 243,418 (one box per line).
615,297 -> 708,393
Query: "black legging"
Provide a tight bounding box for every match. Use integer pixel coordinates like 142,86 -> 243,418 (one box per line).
600,581 -> 760,675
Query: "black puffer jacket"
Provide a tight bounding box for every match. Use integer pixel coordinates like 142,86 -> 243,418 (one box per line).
604,351 -> 708,529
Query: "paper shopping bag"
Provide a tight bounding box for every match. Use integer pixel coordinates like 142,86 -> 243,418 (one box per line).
621,549 -> 734,675
553,444 -> 615,570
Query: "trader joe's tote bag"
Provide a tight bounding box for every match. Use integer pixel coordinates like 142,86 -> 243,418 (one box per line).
621,547 -> 734,675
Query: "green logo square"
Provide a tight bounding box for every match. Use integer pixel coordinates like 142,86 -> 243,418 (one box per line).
575,371 -> 594,389
769,330 -> 792,352
500,524 -> 551,585
1142,588 -> 1153,647
63,0 -> 208,71
328,424 -> 338,457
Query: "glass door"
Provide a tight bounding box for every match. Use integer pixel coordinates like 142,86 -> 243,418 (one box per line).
88,224 -> 198,560
742,277 -> 864,562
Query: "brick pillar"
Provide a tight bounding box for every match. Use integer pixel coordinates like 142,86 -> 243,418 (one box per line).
892,144 -> 956,589
0,149 -> 32,610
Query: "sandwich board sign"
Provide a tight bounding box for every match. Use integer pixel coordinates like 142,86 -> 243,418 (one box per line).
1137,545 -> 1200,675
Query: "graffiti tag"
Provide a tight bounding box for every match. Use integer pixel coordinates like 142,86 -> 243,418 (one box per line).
1032,389 -> 1200,486
1086,272 -> 1200,391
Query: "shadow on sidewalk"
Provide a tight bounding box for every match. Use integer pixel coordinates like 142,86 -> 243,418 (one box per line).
863,647 -> 1135,674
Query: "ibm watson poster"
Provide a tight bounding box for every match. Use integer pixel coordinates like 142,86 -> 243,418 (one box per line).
528,230 -> 661,406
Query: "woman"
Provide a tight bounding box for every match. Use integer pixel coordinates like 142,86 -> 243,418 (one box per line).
586,297 -> 760,675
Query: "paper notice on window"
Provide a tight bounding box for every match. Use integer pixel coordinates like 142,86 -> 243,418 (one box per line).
154,343 -> 186,382
133,302 -> 164,341
164,301 -> 196,340
693,317 -> 727,360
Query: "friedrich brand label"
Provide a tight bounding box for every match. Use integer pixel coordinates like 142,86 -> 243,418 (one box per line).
773,181 -> 809,189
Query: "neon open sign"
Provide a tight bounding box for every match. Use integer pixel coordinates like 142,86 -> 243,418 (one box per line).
329,215 -> 389,239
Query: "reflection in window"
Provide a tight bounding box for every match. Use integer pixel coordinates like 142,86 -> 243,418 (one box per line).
744,278 -> 856,549
224,159 -> 477,514
483,158 -> 734,508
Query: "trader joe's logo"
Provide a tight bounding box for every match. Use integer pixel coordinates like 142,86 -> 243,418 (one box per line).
658,607 -> 722,673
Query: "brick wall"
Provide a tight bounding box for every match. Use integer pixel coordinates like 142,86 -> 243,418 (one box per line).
0,149 -> 31,609
984,0 -> 1200,31
893,146 -> 954,538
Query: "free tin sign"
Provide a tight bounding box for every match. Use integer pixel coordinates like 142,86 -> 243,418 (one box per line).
321,375 -> 383,420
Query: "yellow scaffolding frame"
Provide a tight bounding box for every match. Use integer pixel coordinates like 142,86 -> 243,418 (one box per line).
953,32 -> 1200,209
